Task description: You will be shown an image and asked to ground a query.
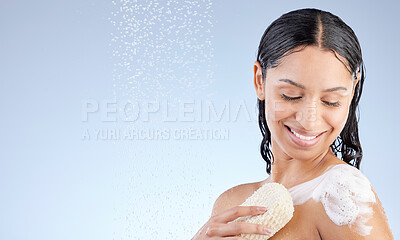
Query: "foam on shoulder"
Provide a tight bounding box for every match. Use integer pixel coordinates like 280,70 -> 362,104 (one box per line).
288,164 -> 376,236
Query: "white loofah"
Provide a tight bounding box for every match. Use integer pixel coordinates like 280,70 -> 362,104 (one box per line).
231,182 -> 294,240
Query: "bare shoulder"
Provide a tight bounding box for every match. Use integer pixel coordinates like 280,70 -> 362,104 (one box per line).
315,173 -> 394,240
367,186 -> 394,239
211,180 -> 264,217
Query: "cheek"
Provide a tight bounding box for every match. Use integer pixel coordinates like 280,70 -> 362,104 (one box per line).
265,96 -> 294,122
324,107 -> 350,133
326,96 -> 354,132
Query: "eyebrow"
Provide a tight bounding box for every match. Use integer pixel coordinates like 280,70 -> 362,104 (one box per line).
278,79 -> 347,92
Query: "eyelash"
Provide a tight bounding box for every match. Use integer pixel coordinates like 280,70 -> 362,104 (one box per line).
281,94 -> 341,107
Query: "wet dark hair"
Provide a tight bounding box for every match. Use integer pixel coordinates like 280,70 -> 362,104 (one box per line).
256,8 -> 365,174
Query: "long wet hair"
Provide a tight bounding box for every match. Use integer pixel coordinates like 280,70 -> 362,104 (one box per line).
257,8 -> 365,174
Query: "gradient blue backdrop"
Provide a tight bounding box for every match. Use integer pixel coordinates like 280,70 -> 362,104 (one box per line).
1,0 -> 398,239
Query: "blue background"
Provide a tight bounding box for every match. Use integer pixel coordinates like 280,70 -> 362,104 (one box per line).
1,0 -> 398,239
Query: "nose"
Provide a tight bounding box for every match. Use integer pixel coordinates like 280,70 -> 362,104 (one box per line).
295,99 -> 321,131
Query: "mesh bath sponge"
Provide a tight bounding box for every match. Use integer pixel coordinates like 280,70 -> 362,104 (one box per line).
231,182 -> 294,239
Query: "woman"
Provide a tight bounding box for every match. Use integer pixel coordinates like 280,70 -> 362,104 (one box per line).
192,8 -> 394,240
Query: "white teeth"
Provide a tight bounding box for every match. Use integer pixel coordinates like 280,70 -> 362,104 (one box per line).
289,128 -> 318,140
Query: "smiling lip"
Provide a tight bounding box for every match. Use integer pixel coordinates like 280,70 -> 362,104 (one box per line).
285,125 -> 326,147
286,126 -> 325,137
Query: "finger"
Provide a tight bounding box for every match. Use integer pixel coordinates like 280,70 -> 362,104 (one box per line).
206,221 -> 271,237
212,205 -> 267,223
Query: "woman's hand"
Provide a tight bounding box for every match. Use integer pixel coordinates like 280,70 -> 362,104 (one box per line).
191,205 -> 272,239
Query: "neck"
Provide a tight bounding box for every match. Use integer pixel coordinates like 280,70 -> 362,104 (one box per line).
268,140 -> 336,189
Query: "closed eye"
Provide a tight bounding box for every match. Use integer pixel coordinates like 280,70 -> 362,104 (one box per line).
280,94 -> 341,107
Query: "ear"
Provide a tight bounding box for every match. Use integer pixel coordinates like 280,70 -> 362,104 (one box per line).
350,71 -> 361,100
254,61 -> 265,100
352,71 -> 361,93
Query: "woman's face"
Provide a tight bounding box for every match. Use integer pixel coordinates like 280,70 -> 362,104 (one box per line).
254,45 -> 359,160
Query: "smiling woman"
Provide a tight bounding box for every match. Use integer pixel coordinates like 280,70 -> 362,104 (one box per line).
256,45 -> 359,158
192,8 -> 394,240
